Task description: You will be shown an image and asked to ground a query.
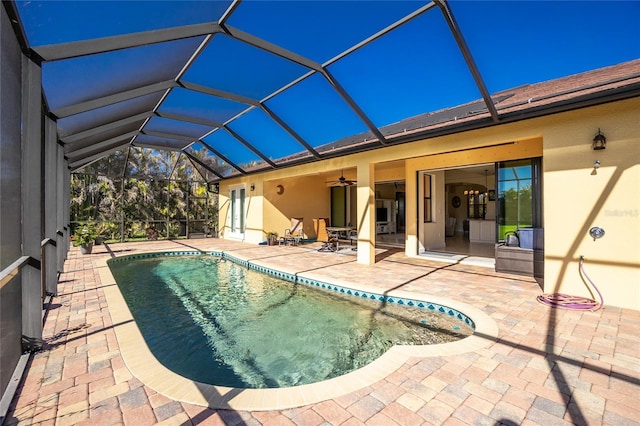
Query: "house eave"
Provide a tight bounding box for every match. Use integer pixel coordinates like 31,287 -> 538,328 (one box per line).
209,82 -> 640,184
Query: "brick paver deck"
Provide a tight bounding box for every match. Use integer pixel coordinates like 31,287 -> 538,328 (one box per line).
5,239 -> 640,425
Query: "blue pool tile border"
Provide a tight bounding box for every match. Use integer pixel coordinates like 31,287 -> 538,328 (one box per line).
108,250 -> 213,263
108,251 -> 475,329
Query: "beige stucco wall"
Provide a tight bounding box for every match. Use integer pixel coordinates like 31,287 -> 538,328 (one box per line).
218,174 -> 331,242
218,96 -> 640,310
263,175 -> 331,240
541,98 -> 640,310
375,161 -> 405,182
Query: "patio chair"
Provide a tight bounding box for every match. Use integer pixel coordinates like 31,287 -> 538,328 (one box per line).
315,218 -> 337,252
279,217 -> 304,246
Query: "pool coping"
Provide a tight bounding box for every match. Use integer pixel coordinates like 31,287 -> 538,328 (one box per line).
98,250 -> 500,411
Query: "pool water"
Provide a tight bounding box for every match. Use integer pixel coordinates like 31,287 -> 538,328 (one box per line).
109,255 -> 473,388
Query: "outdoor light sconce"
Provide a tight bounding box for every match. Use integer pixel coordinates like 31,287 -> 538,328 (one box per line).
276,184 -> 284,195
250,183 -> 255,191
592,128 -> 606,150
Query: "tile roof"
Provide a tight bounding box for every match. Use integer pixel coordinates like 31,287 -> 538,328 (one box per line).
315,58 -> 640,155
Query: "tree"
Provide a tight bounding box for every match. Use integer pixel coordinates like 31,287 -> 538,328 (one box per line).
70,146 -> 218,241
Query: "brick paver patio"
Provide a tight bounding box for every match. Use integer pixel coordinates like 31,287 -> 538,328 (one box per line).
5,239 -> 639,425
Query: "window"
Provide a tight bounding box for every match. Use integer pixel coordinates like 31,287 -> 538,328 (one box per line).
423,174 -> 432,223
466,191 -> 487,219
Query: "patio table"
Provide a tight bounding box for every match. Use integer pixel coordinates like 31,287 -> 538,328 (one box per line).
326,226 -> 355,251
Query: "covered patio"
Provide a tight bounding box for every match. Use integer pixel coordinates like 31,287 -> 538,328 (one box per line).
5,240 -> 639,425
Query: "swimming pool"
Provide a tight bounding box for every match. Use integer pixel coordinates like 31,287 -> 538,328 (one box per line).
109,252 -> 474,389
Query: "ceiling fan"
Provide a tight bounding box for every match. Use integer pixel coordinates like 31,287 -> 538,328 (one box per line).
326,170 -> 357,186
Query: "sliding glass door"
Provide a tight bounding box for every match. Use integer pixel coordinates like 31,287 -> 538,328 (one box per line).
496,158 -> 542,240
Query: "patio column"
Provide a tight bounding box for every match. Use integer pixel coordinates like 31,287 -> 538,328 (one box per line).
356,161 -> 375,265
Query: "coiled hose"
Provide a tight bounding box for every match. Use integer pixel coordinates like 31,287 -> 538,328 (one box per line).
537,256 -> 603,311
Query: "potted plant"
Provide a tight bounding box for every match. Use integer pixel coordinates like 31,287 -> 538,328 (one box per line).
266,231 -> 278,246
95,222 -> 115,244
73,222 -> 98,254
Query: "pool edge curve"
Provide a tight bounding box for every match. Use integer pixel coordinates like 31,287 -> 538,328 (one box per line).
97,250 -> 499,411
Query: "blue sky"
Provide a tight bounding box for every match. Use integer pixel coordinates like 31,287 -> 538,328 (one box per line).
16,1 -> 640,170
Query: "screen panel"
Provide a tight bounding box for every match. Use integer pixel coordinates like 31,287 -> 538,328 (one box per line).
144,116 -> 213,139
158,87 -> 248,124
265,73 -> 369,150
225,1 -> 422,63
202,129 -> 266,171
42,37 -> 204,111
57,92 -> 163,137
16,1 -> 230,46
450,1 -> 640,94
182,34 -> 310,100
226,108 -> 309,162
327,10 -> 480,128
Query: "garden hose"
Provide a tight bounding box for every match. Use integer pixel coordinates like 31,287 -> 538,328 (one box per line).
537,256 -> 603,311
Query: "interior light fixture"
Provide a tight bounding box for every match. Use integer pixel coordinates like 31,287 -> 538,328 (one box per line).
592,128 -> 606,150
463,170 -> 489,196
